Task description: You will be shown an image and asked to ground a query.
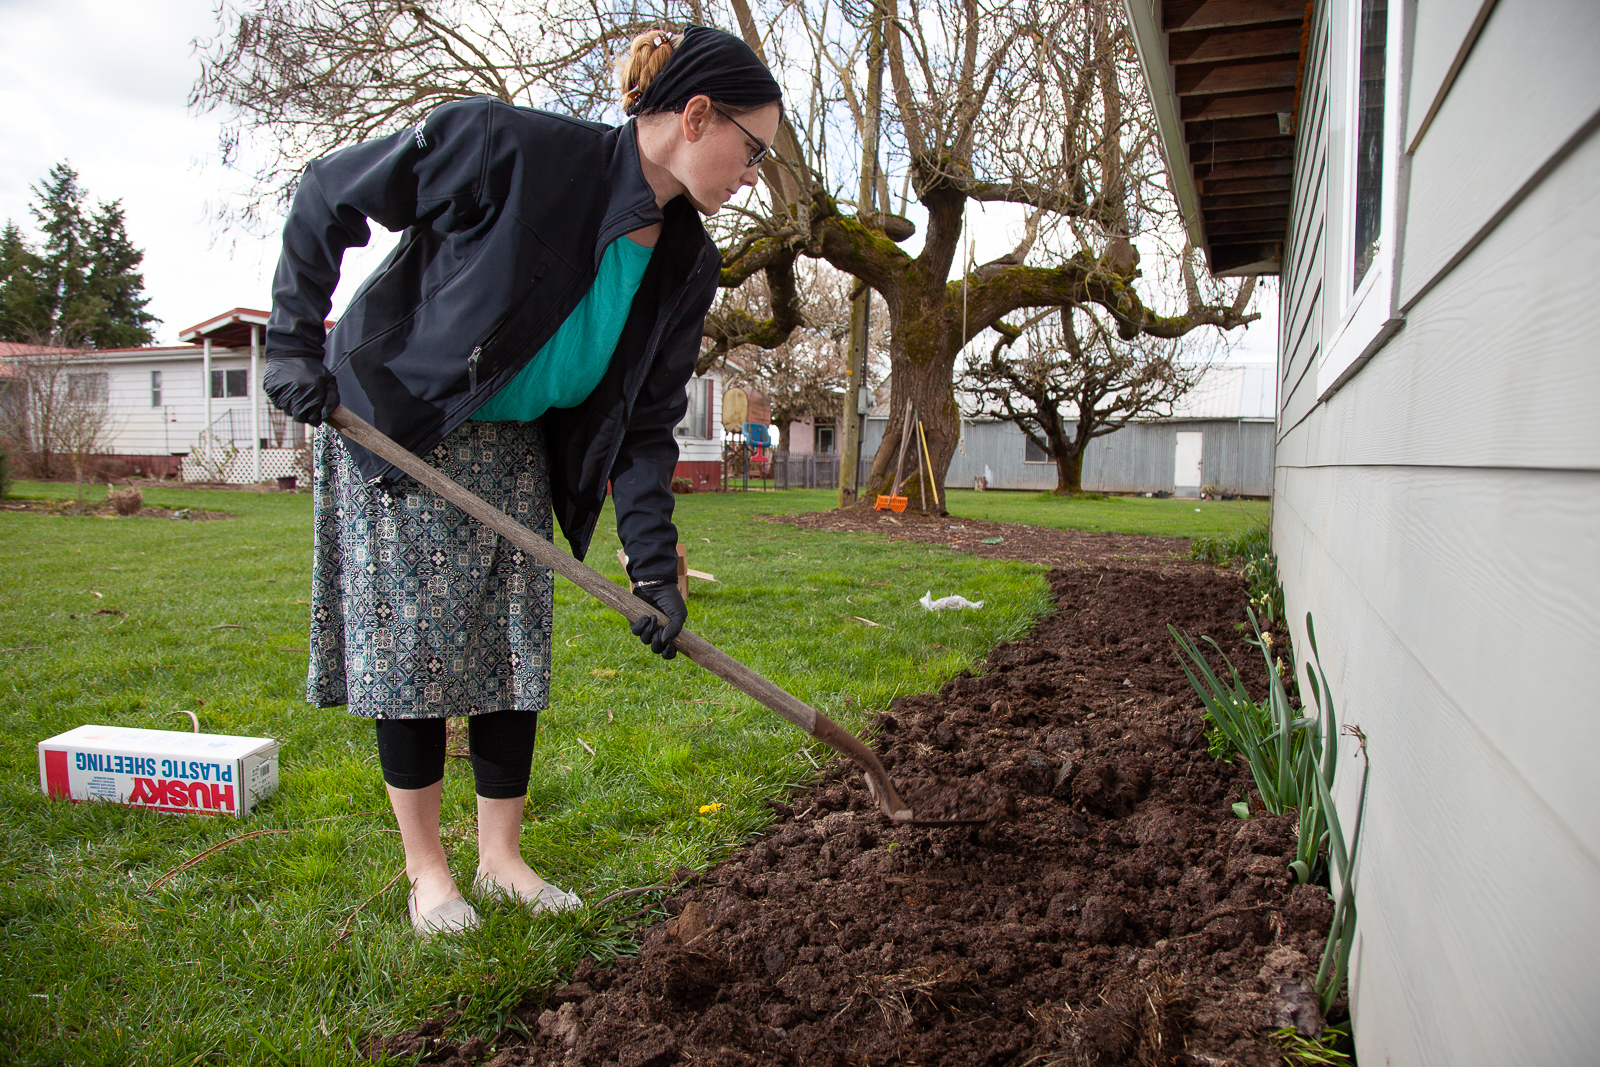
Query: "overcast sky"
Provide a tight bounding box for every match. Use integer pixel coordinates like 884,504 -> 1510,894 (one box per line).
0,0 -> 1276,360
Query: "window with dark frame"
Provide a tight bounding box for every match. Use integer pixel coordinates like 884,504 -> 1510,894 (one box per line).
1352,0 -> 1387,289
211,369 -> 248,398
151,370 -> 162,407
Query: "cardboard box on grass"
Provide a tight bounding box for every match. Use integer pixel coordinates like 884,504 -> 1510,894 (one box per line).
39,725 -> 280,817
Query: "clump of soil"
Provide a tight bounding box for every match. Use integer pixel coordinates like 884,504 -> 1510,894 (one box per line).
373,558 -> 1332,1067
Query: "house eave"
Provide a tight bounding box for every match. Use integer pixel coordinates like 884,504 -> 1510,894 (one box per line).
1123,0 -> 1304,278
1124,0 -> 1207,256
178,308 -> 271,346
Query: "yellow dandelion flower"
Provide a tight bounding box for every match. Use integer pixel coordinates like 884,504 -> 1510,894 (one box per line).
698,802 -> 724,815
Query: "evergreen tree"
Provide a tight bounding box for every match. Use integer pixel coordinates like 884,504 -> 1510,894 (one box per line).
85,200 -> 156,347
0,162 -> 159,347
30,162 -> 100,344
0,222 -> 48,342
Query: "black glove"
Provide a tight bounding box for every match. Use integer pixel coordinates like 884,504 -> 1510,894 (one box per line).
264,355 -> 340,425
630,579 -> 687,659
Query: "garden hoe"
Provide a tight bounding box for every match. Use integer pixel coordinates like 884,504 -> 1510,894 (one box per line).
328,407 -> 986,828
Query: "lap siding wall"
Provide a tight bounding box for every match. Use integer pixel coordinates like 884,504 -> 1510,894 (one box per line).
1273,2 -> 1600,1064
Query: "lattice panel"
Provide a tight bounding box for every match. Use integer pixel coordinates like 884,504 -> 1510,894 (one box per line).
180,447 -> 306,484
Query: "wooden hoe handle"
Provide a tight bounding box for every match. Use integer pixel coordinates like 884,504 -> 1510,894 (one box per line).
327,407 -> 914,823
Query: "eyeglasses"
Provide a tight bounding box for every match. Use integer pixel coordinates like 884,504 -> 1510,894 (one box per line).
712,104 -> 771,169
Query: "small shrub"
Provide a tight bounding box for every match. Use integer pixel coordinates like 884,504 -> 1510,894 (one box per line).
1189,523 -> 1269,566
188,432 -> 239,482
671,477 -> 694,494
1241,549 -> 1286,630
109,487 -> 143,516
293,440 -> 314,484
1188,521 -> 1288,758
1273,1024 -> 1354,1066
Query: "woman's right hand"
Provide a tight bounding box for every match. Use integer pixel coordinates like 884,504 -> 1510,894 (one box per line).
264,356 -> 341,425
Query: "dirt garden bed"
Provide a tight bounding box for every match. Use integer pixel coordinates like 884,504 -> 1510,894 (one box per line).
769,508 -> 1193,569
1,498 -> 233,520
372,530 -> 1334,1067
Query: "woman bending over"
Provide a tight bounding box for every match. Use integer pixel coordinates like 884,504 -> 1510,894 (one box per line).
264,26 -> 783,936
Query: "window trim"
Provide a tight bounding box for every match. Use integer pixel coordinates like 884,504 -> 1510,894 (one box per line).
151,369 -> 162,408
1318,0 -> 1409,399
1022,434 -> 1050,465
210,368 -> 249,399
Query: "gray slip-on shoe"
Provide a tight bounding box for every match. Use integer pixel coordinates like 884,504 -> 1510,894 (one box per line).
408,891 -> 481,938
473,870 -> 583,915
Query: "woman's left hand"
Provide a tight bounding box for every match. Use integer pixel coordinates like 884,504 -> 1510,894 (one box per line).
630,581 -> 687,659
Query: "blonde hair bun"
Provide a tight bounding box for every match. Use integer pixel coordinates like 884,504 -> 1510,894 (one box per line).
617,29 -> 682,112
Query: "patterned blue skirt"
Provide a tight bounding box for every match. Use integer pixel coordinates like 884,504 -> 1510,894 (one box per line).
306,420 -> 555,718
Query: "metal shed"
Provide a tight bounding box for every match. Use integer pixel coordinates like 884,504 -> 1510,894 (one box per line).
863,363 -> 1276,496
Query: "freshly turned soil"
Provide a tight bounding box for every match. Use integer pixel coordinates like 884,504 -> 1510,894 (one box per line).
769,508 -> 1194,568
372,534 -> 1333,1067
0,498 -> 233,520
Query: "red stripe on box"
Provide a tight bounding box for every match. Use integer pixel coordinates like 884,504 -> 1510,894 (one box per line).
44,749 -> 70,798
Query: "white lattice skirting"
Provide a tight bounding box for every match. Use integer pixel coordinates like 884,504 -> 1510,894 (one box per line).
181,447 -> 305,484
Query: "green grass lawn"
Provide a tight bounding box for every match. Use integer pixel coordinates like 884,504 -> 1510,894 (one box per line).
745,486 -> 1268,539
941,488 -> 1268,538
0,481 -> 1051,1066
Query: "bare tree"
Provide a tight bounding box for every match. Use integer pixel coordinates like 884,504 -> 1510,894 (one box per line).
0,365 -> 26,470
55,366 -> 120,502
6,344 -> 121,498
717,261 -> 887,451
7,343 -> 80,479
960,279 -> 1246,493
193,0 -> 1259,512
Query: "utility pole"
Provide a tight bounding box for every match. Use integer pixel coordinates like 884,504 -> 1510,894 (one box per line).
838,1 -> 885,508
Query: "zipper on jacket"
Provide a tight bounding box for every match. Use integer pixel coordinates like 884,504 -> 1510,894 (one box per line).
467,345 -> 482,391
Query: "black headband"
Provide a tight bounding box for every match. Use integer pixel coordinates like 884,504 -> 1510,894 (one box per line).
626,24 -> 783,117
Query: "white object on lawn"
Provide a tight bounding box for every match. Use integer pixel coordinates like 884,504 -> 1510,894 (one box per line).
920,591 -> 985,611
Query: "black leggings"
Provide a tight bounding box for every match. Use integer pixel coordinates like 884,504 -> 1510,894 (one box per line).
374,710 -> 538,800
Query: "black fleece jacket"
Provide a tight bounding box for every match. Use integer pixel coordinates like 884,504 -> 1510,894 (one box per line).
266,95 -> 720,583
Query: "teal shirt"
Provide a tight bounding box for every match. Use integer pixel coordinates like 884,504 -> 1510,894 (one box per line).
470,236 -> 655,422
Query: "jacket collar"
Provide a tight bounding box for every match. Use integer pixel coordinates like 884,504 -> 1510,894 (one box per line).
595,120 -> 667,269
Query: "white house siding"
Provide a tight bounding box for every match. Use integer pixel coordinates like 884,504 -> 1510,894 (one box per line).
93,348 -> 263,457
1274,3 -> 1600,1065
672,372 -> 723,489
64,346 -> 725,484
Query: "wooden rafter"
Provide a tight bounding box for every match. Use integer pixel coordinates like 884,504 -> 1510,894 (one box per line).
1182,90 -> 1296,121
1167,22 -> 1303,64
1126,0 -> 1313,275
1163,0 -> 1304,32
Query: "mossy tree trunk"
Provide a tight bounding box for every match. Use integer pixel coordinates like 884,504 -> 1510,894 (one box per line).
1054,449 -> 1086,496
